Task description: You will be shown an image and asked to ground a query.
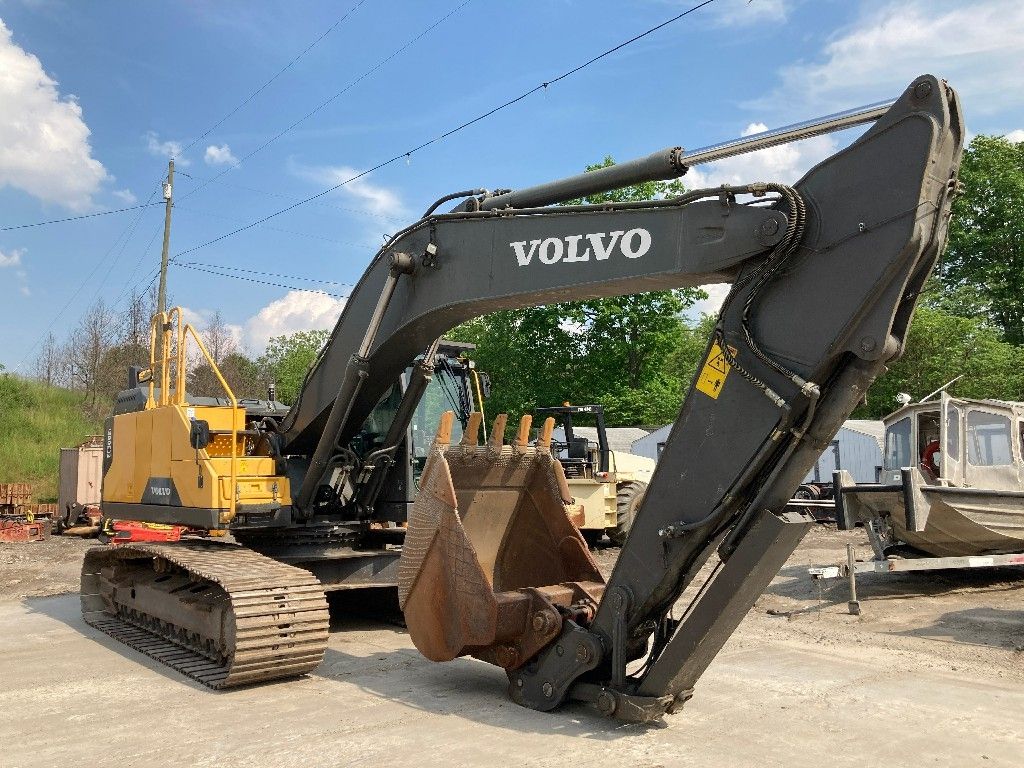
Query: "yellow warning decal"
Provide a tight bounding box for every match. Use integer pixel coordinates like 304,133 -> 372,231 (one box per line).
695,342 -> 737,400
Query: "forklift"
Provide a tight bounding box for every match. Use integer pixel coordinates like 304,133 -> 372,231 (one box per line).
536,404 -> 653,545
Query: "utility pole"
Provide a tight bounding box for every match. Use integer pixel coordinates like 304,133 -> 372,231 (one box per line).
157,159 -> 174,316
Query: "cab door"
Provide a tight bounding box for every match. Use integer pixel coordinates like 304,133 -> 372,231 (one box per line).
939,392 -> 965,486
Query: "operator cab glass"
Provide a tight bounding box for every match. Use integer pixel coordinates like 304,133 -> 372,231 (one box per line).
411,369 -> 467,484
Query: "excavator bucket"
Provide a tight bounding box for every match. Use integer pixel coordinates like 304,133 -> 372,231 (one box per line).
398,412 -> 605,670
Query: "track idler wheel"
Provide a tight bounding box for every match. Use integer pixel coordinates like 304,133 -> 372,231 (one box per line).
398,412 -> 605,670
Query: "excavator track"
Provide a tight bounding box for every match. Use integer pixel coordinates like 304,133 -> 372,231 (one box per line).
81,542 -> 329,688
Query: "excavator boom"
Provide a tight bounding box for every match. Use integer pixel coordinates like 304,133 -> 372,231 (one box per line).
383,75 -> 961,719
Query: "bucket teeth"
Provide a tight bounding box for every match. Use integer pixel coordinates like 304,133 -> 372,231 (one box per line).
514,415 -> 533,449
435,410 -> 455,447
536,416 -> 555,449
462,412 -> 483,446
488,414 -> 508,449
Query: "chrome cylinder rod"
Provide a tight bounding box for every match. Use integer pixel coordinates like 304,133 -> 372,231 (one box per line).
680,99 -> 896,167
479,98 -> 896,211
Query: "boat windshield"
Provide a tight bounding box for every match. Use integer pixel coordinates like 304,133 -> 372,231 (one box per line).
966,410 -> 1013,466
884,416 -> 913,470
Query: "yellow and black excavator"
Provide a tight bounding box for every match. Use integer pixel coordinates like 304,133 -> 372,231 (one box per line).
82,75 -> 962,721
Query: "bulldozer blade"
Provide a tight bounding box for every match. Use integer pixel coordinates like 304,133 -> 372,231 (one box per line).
398,412 -> 605,669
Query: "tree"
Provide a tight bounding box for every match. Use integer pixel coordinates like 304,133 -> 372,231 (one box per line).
67,299 -> 117,414
33,332 -> 60,386
188,352 -> 263,400
257,329 -> 331,404
201,311 -> 236,366
856,306 -> 1024,418
940,134 -> 1024,343
446,305 -> 585,422
186,312 -> 261,399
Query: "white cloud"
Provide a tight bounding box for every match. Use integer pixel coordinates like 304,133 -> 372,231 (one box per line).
0,19 -> 108,211
145,131 -> 190,165
0,247 -> 24,268
290,160 -> 406,218
242,290 -> 346,352
752,1 -> 1024,118
1,249 -> 30,295
685,121 -> 838,188
112,188 -> 137,204
204,143 -> 237,166
1004,129 -> 1024,143
687,283 -> 731,321
708,0 -> 788,27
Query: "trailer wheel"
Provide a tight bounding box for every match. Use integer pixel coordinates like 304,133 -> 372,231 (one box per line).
609,481 -> 647,547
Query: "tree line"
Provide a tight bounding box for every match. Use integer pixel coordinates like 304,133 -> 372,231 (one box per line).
31,286 -> 329,417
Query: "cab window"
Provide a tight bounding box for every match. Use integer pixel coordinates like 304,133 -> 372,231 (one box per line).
884,417 -> 912,470
966,410 -> 1013,466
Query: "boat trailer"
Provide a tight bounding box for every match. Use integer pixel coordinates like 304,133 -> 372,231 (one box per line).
810,544 -> 1024,615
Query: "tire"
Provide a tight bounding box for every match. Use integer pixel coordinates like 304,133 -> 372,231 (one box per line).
609,481 -> 647,547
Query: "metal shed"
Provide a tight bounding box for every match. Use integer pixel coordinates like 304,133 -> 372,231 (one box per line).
631,424 -> 673,460
804,420 -> 884,484
632,420 -> 883,484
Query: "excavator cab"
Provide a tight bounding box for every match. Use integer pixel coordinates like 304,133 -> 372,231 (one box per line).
409,341 -> 486,486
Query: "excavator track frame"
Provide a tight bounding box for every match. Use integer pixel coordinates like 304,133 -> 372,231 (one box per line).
81,542 -> 329,688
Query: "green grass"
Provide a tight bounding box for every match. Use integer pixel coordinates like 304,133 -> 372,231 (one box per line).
0,375 -> 102,502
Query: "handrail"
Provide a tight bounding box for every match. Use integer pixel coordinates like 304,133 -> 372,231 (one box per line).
144,306 -> 241,523
146,312 -> 162,409
182,322 -> 239,523
166,306 -> 184,404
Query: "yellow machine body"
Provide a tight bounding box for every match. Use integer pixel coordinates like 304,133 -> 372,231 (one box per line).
102,402 -> 288,529
100,308 -> 289,530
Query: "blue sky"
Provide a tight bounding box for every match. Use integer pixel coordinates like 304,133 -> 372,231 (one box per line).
1,0 -> 1022,371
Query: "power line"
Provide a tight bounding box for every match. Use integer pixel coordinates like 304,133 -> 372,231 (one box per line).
174,170 -> 405,222
179,0 -> 475,201
91,186 -> 162,305
109,221 -> 166,312
173,204 -> 377,248
173,261 -> 348,298
0,202 -> 163,232
175,260 -> 357,287
170,0 -> 718,261
177,1 -> 369,156
15,180 -> 165,371
12,5 -> 372,369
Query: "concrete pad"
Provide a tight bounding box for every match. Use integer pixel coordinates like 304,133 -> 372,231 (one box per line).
1,594 -> 1021,768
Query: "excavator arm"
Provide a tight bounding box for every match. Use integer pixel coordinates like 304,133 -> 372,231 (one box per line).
283,75 -> 961,719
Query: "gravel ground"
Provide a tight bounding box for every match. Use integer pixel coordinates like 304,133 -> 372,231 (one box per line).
0,534 -> 94,600
1,525 -> 1022,767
